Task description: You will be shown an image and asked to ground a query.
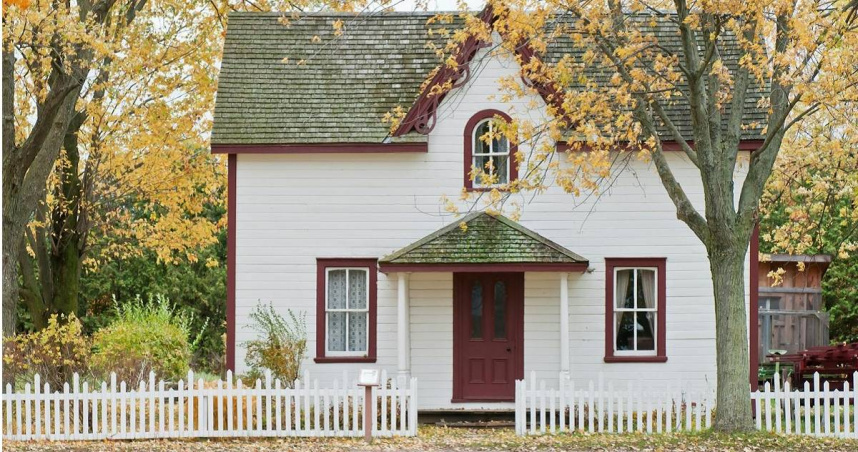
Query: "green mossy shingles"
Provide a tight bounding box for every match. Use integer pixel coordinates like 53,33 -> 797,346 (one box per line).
380,212 -> 587,265
212,12 -> 770,146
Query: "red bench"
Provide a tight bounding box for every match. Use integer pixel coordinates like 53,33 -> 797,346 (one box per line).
767,343 -> 858,390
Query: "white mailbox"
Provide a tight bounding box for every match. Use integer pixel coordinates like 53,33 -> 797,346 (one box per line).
358,368 -> 380,387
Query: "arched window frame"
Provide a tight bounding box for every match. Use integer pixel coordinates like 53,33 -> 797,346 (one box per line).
463,109 -> 518,191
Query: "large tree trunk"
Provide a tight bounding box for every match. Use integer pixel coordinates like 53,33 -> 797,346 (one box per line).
49,118 -> 86,318
709,241 -> 753,431
2,236 -> 22,335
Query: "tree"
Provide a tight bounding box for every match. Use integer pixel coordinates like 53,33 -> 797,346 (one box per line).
761,100 -> 857,344
426,0 -> 857,431
0,0 -> 396,338
11,0 -> 224,329
2,0 -> 158,336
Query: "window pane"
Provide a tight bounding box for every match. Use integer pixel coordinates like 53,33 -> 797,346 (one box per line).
615,311 -> 635,350
327,270 -> 347,309
637,269 -> 656,309
474,155 -> 490,185
492,155 -> 509,184
471,281 -> 483,339
636,312 -> 656,350
615,269 -> 634,309
474,121 -> 491,153
348,269 -> 367,309
327,312 -> 346,351
494,281 -> 507,339
347,312 -> 368,352
493,134 -> 509,154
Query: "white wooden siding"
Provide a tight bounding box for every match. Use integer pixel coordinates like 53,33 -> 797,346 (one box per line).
233,44 -> 751,409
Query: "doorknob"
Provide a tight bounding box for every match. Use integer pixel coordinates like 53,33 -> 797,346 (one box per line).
506,347 -> 512,352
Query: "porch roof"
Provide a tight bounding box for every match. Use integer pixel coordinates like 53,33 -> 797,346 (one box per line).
378,212 -> 588,273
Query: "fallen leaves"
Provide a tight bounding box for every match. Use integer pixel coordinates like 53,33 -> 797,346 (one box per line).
4,426 -> 858,451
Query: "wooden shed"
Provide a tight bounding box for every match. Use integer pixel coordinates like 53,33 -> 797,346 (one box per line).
757,254 -> 832,363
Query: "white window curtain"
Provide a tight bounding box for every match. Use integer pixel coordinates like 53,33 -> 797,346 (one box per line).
639,269 -> 656,344
327,270 -> 348,351
327,268 -> 369,354
615,269 -> 632,333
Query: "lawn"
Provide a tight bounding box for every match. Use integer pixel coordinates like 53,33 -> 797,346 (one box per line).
4,426 -> 858,451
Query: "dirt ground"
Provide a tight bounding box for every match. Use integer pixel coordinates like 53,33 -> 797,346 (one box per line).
4,426 -> 858,451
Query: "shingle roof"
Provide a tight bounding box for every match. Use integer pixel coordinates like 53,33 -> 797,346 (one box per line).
379,211 -> 588,265
213,11 -> 769,146
213,12 -> 441,145
542,15 -> 769,140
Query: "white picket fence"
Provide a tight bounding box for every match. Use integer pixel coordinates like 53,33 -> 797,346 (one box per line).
515,372 -> 714,435
517,371 -> 858,438
752,372 -> 858,438
2,369 -> 417,441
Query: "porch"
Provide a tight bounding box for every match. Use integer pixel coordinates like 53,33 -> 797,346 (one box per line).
377,212 -> 589,406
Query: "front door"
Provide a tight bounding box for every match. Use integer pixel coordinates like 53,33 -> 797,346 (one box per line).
453,272 -> 524,402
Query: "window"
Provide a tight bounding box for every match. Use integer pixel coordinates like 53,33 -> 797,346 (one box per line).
604,258 -> 667,363
463,110 -> 518,190
315,258 -> 377,363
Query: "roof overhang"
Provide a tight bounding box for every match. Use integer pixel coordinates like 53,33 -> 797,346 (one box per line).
211,142 -> 428,154
764,253 -> 833,276
556,139 -> 766,153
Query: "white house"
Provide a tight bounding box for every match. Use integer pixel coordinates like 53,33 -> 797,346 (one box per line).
211,8 -> 764,411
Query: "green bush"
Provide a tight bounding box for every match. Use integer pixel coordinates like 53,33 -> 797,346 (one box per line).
244,303 -> 306,386
91,295 -> 203,385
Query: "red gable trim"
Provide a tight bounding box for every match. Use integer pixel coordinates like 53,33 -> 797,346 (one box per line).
393,5 -> 567,137
392,7 -> 496,136
556,139 -> 765,152
211,142 -> 427,154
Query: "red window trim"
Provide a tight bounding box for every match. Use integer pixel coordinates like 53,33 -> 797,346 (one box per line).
315,258 -> 378,364
604,257 -> 667,363
226,154 -> 237,372
463,109 -> 519,191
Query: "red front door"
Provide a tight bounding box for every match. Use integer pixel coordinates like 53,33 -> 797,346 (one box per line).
453,272 -> 524,402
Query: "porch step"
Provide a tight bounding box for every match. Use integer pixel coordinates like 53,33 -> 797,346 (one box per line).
418,410 -> 516,427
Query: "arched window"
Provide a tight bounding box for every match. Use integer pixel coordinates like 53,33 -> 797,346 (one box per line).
464,110 -> 518,190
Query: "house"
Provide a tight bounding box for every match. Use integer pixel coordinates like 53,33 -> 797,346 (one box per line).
211,7 -> 767,410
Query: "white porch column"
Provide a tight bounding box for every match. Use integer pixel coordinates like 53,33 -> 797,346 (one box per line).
559,272 -> 570,381
397,273 -> 411,380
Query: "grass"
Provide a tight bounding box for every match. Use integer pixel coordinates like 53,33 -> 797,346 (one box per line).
4,425 -> 858,451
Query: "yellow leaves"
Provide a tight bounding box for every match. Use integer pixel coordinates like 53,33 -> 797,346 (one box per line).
382,105 -> 406,133
332,19 -> 345,37
2,0 -> 30,10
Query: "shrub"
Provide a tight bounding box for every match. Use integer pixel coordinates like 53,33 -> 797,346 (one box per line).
2,313 -> 90,389
91,295 -> 201,386
244,303 -> 306,385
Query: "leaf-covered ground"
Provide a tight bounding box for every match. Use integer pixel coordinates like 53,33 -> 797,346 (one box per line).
6,426 -> 858,451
